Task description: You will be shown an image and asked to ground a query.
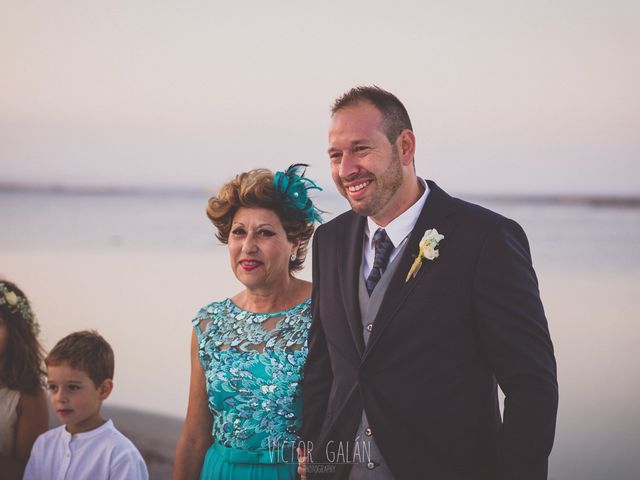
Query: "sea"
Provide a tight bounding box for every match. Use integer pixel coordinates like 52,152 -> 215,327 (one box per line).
1,189 -> 639,480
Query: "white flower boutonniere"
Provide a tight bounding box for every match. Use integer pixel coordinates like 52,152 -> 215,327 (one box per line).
405,228 -> 445,282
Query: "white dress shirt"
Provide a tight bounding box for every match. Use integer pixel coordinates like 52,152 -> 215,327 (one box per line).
363,178 -> 430,278
23,419 -> 148,480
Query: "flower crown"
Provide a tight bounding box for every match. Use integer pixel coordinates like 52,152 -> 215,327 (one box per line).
273,164 -> 323,223
0,283 -> 40,335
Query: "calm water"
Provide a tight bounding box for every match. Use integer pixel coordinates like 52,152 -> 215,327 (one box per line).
1,190 -> 639,480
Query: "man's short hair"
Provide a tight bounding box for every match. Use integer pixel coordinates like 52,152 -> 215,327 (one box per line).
45,330 -> 114,387
331,86 -> 413,144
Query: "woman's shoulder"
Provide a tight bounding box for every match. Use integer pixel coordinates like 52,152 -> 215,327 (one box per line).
191,299 -> 234,340
287,278 -> 311,308
16,387 -> 48,428
192,298 -> 233,322
2,386 -> 46,418
16,386 -> 46,410
291,290 -> 312,311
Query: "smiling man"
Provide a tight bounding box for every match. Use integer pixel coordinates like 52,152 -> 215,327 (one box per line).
302,86 -> 558,480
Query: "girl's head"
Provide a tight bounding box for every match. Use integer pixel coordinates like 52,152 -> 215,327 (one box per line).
0,280 -> 45,394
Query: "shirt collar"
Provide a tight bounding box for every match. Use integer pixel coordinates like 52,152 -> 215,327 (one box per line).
365,177 -> 429,249
62,419 -> 114,441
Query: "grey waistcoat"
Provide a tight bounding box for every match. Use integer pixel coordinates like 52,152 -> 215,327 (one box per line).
348,241 -> 408,480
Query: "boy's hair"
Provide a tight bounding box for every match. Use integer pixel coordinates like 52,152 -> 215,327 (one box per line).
45,330 -> 114,387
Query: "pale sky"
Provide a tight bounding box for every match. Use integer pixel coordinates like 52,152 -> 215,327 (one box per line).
1,0 -> 638,195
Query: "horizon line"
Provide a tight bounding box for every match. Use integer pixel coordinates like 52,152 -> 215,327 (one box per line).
1,182 -> 639,208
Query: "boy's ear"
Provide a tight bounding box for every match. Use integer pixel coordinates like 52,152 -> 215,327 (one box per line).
97,379 -> 113,400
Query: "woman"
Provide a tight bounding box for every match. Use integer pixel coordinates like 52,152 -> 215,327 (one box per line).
173,165 -> 321,480
0,280 -> 49,479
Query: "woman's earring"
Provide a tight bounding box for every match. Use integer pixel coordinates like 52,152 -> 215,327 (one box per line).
290,253 -> 297,262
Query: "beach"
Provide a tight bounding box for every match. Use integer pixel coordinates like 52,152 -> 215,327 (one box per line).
103,406 -> 181,480
2,191 -> 640,479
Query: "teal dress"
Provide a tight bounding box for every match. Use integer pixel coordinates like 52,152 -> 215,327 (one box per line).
192,298 -> 311,480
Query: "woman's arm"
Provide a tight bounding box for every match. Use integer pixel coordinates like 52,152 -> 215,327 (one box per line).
172,330 -> 213,480
0,387 -> 49,479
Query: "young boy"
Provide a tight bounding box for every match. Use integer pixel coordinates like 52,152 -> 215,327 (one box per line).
24,330 -> 148,480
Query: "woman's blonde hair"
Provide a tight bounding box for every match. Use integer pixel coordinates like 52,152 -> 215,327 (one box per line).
206,168 -> 316,272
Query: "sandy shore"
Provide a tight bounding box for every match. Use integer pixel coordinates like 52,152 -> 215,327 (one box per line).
49,405 -> 183,480
106,406 -> 182,480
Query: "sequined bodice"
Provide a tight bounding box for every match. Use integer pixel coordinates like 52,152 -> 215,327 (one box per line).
193,298 -> 311,450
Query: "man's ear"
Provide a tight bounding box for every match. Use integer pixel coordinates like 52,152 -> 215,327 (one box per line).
97,379 -> 113,400
397,129 -> 416,166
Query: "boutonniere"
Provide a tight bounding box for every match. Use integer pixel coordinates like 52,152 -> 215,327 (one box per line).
405,229 -> 445,282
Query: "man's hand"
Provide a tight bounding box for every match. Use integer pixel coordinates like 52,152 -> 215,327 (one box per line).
297,446 -> 308,480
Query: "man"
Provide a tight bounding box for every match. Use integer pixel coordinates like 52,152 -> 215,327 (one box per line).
302,86 -> 558,480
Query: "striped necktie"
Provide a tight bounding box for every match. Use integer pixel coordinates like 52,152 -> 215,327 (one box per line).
365,228 -> 394,295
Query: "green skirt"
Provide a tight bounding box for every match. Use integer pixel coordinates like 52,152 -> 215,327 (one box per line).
200,442 -> 298,480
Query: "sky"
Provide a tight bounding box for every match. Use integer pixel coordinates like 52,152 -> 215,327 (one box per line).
1,0 -> 638,196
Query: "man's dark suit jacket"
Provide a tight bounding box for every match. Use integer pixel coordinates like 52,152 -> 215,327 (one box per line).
302,181 -> 558,480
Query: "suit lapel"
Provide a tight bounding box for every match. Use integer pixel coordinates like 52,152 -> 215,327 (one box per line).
337,212 -> 367,356
362,181 -> 457,361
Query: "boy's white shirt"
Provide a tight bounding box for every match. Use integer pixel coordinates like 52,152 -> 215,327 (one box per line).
23,419 -> 148,480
